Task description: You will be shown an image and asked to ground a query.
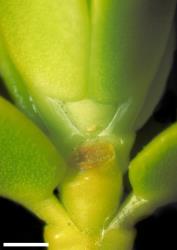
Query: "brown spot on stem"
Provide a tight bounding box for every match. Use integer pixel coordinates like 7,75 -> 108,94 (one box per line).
71,142 -> 115,170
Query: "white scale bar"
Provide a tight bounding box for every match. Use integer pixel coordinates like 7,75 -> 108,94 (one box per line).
3,243 -> 49,247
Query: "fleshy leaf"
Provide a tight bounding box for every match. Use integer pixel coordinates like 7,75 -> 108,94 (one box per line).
129,123 -> 177,204
0,1 -> 89,154
0,0 -> 89,103
0,97 -> 66,208
89,0 -> 176,132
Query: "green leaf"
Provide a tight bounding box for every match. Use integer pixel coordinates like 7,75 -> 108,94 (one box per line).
0,1 -> 89,154
89,0 -> 176,132
0,97 -> 66,208
129,123 -> 177,204
134,27 -> 176,129
0,0 -> 89,102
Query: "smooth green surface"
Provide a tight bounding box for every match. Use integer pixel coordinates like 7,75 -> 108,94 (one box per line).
89,0 -> 176,132
0,97 -> 66,207
129,123 -> 177,203
0,0 -> 89,102
134,26 -> 176,129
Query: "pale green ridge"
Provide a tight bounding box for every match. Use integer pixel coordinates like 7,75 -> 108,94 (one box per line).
0,36 -> 40,123
106,194 -> 154,231
31,96 -> 85,157
0,97 -> 66,208
101,194 -> 154,250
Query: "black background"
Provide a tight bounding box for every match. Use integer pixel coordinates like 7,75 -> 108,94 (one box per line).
0,16 -> 177,250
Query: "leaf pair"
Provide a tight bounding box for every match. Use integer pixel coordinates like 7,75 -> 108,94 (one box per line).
0,1 -> 176,156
